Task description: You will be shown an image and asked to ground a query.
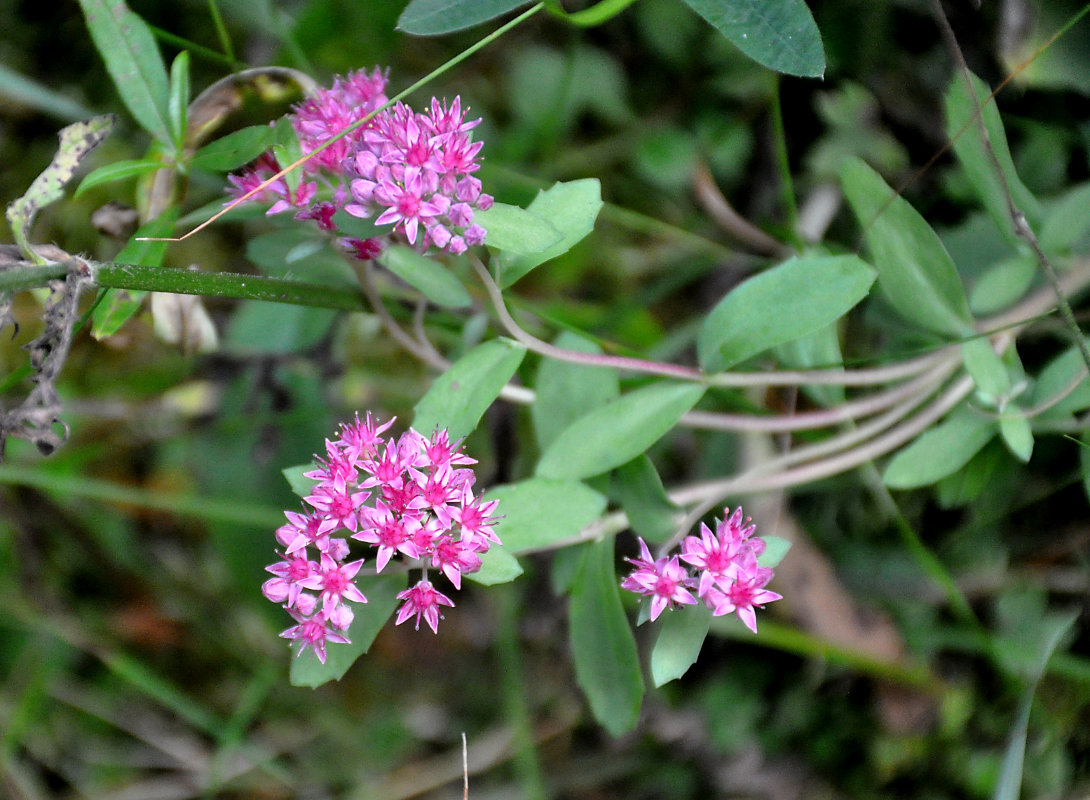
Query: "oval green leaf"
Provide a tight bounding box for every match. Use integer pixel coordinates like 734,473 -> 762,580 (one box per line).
289,573 -> 404,688
397,0 -> 533,35
382,245 -> 472,308
482,477 -> 607,553
413,338 -> 527,440
651,603 -> 711,687
497,179 -> 603,287
614,455 -> 679,544
190,125 -> 276,172
76,158 -> 165,197
532,331 -> 619,449
841,157 -> 973,338
569,540 -> 644,736
883,407 -> 996,489
697,254 -> 876,372
536,383 -> 706,480
680,0 -> 825,78
473,202 -> 562,256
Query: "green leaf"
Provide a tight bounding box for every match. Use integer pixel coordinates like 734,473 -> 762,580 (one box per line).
536,383 -> 706,480
473,203 -> 562,256
532,331 -> 619,449
468,545 -> 523,585
999,413 -> 1033,463
270,116 -> 303,193
497,179 -> 603,287
680,0 -> 825,78
758,536 -> 791,569
774,322 -> 846,406
1032,346 -> 1090,419
413,338 -> 527,440
944,72 -> 1042,245
190,126 -> 278,172
651,604 -> 711,687
289,574 -> 404,688
614,455 -> 679,544
78,0 -> 172,148
1041,182 -> 1090,253
226,302 -> 337,354
92,211 -> 177,339
883,407 -> 996,489
697,254 -> 876,372
962,339 -> 1011,401
281,463 -> 317,498
168,51 -> 190,151
382,245 -> 471,308
569,540 -> 644,735
841,157 -> 973,338
482,477 -> 607,553
75,158 -> 164,197
968,255 -> 1037,315
397,0 -> 532,35
6,115 -> 116,260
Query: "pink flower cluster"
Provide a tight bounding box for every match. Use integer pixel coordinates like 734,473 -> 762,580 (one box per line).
264,414 -> 501,663
620,507 -> 781,633
227,67 -> 492,256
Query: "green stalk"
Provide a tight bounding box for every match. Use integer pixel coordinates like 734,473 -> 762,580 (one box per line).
769,74 -> 803,249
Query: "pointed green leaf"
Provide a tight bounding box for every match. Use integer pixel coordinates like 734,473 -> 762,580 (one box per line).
289,574 -> 404,688
758,536 -> 791,569
614,455 -> 679,544
841,157 -> 973,338
281,463 -> 317,498
474,202 -> 562,256
698,254 -> 875,372
651,603 -> 711,687
944,72 -> 1042,244
968,255 -> 1037,315
883,407 -> 996,489
999,413 -> 1033,463
92,211 -> 177,339
78,0 -> 172,147
482,477 -> 607,553
413,338 -> 527,440
497,179 -> 603,287
190,125 -> 278,172
536,383 -> 706,480
1041,182 -> 1090,253
532,331 -> 619,449
962,339 -> 1010,401
397,0 -> 532,35
382,245 -> 471,308
1032,346 -> 1090,419
76,158 -> 165,196
570,540 -> 644,735
680,0 -> 825,78
168,51 -> 190,151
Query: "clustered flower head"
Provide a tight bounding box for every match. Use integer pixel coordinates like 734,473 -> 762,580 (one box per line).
264,414 -> 501,663
227,67 -> 492,256
620,507 -> 781,633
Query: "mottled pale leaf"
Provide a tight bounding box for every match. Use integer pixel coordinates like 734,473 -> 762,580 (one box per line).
536,383 -> 705,480
413,338 -> 526,440
569,540 -> 644,735
681,0 -> 825,78
482,477 -> 607,553
78,0 -> 172,146
398,0 -> 533,35
883,407 -> 996,489
7,115 -> 115,258
651,604 -> 711,687
289,574 -> 404,687
842,157 -> 973,338
698,255 -> 875,372
382,245 -> 471,308
497,179 -> 602,287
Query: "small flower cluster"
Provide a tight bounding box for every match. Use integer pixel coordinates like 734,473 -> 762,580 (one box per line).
620,507 -> 781,633
227,67 -> 492,256
264,414 -> 501,663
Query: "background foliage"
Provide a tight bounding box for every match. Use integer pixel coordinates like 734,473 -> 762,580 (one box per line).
2,0 -> 1090,798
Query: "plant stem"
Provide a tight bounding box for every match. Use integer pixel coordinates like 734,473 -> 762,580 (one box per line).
770,75 -> 803,250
